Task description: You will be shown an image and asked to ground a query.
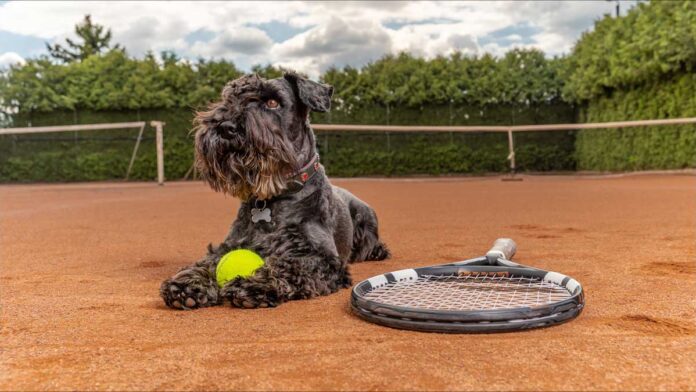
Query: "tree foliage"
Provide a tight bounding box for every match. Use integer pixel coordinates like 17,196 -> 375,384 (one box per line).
323,49 -> 565,112
0,47 -> 565,116
562,1 -> 696,101
46,15 -> 122,63
0,50 -> 244,113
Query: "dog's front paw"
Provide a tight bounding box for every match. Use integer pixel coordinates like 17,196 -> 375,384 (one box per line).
368,241 -> 391,261
160,268 -> 219,310
221,278 -> 281,309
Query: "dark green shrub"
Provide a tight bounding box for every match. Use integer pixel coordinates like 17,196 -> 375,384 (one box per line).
575,73 -> 696,171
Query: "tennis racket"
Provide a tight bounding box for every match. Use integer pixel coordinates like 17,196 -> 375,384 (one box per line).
351,238 -> 584,333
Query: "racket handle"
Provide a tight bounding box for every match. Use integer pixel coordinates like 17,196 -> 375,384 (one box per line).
486,238 -> 517,264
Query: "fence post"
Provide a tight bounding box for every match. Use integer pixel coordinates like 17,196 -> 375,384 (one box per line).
151,121 -> 165,185
125,122 -> 146,180
507,128 -> 516,173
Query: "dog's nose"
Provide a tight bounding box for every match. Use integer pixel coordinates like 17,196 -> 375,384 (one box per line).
218,121 -> 238,139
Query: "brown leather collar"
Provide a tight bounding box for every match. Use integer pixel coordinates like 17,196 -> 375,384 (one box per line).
285,153 -> 321,194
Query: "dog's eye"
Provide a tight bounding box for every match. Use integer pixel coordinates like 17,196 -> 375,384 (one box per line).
266,99 -> 280,109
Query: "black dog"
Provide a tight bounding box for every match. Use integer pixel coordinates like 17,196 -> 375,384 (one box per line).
160,72 -> 390,309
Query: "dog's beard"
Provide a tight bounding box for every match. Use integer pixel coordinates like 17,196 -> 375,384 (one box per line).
194,107 -> 297,201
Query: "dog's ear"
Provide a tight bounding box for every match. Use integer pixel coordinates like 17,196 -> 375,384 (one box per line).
284,72 -> 334,113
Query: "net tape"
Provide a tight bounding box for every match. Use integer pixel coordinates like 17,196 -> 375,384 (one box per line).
363,273 -> 571,311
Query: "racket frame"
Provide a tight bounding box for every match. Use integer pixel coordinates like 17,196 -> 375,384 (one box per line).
351,255 -> 585,333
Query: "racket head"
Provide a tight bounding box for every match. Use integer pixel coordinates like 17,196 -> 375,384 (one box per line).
351,257 -> 584,333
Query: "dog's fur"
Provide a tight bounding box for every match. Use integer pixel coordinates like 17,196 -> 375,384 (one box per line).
160,72 -> 390,309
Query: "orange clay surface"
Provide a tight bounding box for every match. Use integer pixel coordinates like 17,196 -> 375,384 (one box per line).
1,174 -> 695,391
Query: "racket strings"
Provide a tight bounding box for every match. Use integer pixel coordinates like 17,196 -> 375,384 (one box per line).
363,273 -> 571,311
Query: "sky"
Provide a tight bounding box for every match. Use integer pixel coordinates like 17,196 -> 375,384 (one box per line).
0,1 -> 637,78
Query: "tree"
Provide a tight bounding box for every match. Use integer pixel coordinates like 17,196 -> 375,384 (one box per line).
46,15 -> 122,63
561,1 -> 696,102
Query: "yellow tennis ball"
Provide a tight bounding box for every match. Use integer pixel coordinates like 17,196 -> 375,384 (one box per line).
216,249 -> 265,288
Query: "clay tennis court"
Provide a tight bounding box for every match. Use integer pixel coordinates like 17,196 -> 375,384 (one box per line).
1,174 -> 694,390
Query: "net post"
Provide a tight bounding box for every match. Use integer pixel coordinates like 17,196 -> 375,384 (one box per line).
151,121 -> 165,186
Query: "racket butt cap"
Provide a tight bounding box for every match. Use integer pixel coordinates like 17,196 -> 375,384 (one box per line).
486,238 -> 517,263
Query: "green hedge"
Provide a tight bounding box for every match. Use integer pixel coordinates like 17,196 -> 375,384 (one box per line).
575,73 -> 696,171
320,130 -> 576,177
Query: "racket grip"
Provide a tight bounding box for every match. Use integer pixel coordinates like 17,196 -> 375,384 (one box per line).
486,238 -> 517,264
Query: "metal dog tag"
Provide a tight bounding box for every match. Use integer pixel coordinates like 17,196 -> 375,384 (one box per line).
251,207 -> 271,223
251,199 -> 271,223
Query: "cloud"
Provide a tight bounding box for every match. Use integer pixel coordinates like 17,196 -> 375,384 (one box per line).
274,17 -> 392,76
0,1 -> 639,78
185,29 -> 216,45
0,52 -> 25,68
192,27 -> 273,57
447,34 -> 478,52
250,21 -> 313,43
279,17 -> 390,57
114,17 -> 161,56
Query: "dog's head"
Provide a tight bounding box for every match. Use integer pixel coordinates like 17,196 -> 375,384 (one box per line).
193,72 -> 333,200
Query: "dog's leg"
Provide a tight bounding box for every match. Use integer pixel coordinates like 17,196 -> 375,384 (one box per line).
346,200 -> 390,262
221,254 -> 350,308
349,208 -> 391,262
332,186 -> 390,263
160,252 -> 222,310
